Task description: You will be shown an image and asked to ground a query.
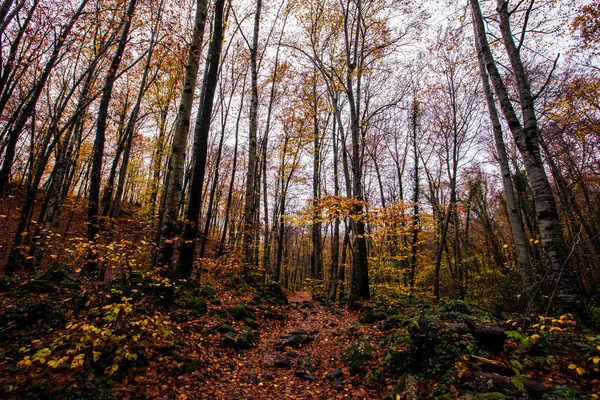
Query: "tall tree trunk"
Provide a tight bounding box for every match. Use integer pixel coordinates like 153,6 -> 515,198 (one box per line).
329,105 -> 340,301
409,99 -> 420,296
242,0 -> 262,273
175,0 -> 226,280
156,0 -> 208,270
311,76 -> 323,281
471,0 -> 580,315
472,19 -> 533,304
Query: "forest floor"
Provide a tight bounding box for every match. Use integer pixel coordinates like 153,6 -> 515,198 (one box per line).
1,192 -> 599,399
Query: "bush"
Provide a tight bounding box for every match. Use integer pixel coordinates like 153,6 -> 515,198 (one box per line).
342,339 -> 374,374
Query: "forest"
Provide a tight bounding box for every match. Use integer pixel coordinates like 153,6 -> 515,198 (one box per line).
0,0 -> 599,398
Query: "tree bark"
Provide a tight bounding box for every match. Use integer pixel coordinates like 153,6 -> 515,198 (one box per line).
175,0 -> 226,279
156,0 -> 208,270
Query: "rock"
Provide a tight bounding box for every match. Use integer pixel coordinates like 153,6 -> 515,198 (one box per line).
24,279 -> 57,293
229,302 -> 254,320
332,380 -> 344,391
296,356 -> 319,373
243,317 -> 258,329
444,300 -> 470,317
348,323 -> 363,335
388,314 -> 462,377
242,374 -> 260,385
341,339 -> 374,374
185,296 -> 207,315
300,301 -> 313,309
378,314 -> 409,330
215,322 -> 236,333
220,332 -> 239,349
294,371 -> 316,381
326,368 -> 343,381
294,356 -> 319,381
227,391 -> 242,398
221,330 -> 256,350
280,329 -> 313,349
237,330 -> 257,349
358,306 -> 378,324
261,373 -> 273,381
286,351 -> 298,358
200,283 -> 217,299
273,354 -> 291,368
264,281 -> 288,305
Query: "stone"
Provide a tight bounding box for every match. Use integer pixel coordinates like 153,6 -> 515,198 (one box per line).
229,302 -> 254,320
273,354 -> 291,368
326,368 -> 343,381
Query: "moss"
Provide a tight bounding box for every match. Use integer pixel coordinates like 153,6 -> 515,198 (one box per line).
229,302 -> 254,320
244,317 -> 258,329
185,295 -> 207,316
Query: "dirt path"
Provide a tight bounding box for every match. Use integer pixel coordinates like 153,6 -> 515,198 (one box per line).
197,291 -> 380,400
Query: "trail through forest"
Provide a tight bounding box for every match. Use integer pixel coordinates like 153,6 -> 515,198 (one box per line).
194,291 -> 380,399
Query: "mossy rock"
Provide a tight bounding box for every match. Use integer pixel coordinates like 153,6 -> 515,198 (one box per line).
0,274 -> 12,292
215,322 -> 236,333
24,279 -> 57,293
229,302 -> 254,320
378,314 -> 409,330
264,281 -> 288,305
342,339 -> 374,374
244,317 -> 258,329
358,306 -> 382,324
220,330 -> 256,350
185,296 -> 207,315
238,330 -> 257,349
200,283 -> 217,299
211,297 -> 222,306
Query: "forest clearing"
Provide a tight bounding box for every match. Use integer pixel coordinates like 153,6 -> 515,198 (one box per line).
0,0 -> 599,398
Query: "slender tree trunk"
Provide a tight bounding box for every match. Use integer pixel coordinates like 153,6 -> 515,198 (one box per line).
156,0 -> 208,270
409,99 -> 420,296
329,107 -> 340,300
242,0 -> 262,273
311,76 -> 323,280
471,0 -> 580,315
472,20 -> 533,302
175,0 -> 226,279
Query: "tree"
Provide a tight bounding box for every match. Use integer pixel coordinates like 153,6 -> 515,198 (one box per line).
156,0 -> 208,270
470,0 -> 582,315
174,0 -> 227,280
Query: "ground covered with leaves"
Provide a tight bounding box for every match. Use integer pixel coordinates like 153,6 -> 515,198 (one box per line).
1,257 -> 599,399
